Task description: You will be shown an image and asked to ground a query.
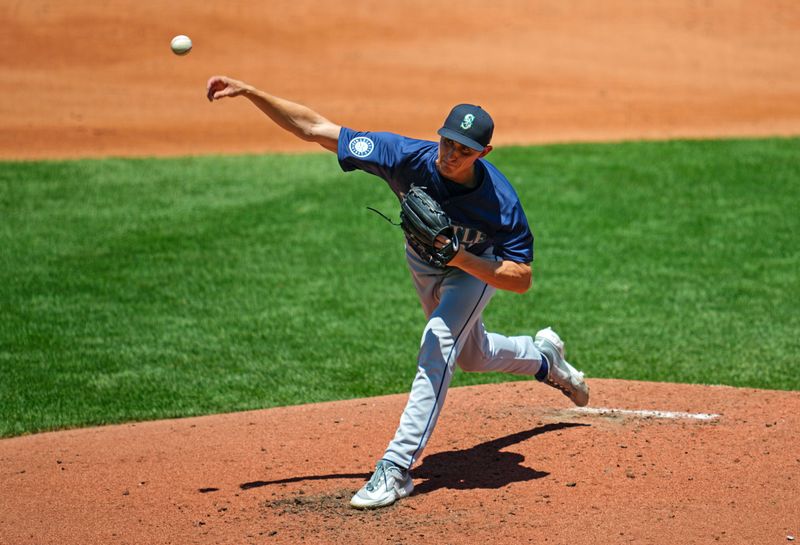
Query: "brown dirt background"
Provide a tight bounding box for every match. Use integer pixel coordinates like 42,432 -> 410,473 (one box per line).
2,0 -> 800,159
1,1 -> 799,544
2,381 -> 799,544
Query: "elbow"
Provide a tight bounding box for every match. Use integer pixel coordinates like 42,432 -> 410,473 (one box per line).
516,279 -> 532,294
499,261 -> 532,294
298,126 -> 318,142
511,272 -> 532,294
290,117 -> 325,142
304,121 -> 340,151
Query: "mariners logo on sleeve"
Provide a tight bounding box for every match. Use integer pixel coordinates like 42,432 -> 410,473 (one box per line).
349,136 -> 374,158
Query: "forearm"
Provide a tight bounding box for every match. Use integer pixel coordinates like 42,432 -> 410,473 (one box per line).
207,76 -> 339,152
449,250 -> 532,293
241,86 -> 332,145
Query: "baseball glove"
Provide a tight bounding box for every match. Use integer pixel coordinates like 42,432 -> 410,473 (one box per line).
399,186 -> 459,268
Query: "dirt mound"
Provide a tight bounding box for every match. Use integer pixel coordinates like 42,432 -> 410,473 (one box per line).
1,380 -> 798,544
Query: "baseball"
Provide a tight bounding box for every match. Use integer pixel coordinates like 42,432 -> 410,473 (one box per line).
170,35 -> 192,56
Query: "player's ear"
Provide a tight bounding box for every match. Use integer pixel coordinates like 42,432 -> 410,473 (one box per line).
479,145 -> 493,158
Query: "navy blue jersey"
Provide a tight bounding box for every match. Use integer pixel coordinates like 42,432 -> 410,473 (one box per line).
337,127 -> 534,263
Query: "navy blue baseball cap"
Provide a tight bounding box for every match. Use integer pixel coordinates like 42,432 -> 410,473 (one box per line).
437,104 -> 494,151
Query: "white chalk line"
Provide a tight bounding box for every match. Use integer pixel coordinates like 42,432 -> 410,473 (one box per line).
569,407 -> 720,421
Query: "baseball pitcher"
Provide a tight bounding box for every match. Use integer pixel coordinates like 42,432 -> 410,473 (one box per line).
207,76 -> 589,509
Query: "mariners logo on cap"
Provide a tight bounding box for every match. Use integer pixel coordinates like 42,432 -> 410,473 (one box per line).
349,136 -> 374,158
460,114 -> 475,130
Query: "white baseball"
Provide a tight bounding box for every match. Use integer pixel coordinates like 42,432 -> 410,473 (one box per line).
170,35 -> 192,56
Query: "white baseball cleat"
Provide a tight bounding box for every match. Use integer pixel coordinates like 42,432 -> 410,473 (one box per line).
350,460 -> 414,509
535,327 -> 590,407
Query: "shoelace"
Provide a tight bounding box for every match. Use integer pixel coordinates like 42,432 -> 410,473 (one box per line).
366,463 -> 390,492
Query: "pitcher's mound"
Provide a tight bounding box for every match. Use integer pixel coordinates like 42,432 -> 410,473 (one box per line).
1,379 -> 798,544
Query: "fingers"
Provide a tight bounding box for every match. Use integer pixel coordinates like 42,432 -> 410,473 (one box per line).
206,75 -> 231,102
206,76 -> 249,102
206,76 -> 223,102
434,235 -> 451,250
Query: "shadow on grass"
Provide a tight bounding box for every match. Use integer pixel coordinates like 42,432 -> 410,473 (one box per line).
234,421 -> 588,495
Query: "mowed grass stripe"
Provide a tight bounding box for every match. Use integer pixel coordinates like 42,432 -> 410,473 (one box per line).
1,138 -> 798,437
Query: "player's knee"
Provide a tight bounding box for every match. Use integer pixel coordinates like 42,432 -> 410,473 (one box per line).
456,336 -> 492,372
456,358 -> 482,373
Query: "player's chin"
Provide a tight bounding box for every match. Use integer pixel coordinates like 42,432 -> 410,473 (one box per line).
436,161 -> 456,177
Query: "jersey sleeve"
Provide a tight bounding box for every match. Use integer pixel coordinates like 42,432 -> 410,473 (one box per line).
493,203 -> 534,263
337,127 -> 410,180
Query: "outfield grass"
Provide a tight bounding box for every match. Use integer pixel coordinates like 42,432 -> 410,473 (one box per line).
1,137 -> 798,437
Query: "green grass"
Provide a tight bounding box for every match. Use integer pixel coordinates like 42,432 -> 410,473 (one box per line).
1,137 -> 798,437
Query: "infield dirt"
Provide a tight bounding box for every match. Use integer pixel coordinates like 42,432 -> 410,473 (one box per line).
2,0 -> 800,159
1,1 -> 799,544
1,381 -> 798,544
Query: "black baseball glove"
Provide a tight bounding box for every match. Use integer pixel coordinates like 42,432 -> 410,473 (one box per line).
399,186 -> 459,268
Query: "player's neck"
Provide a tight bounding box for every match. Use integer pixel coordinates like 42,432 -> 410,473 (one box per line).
444,165 -> 478,188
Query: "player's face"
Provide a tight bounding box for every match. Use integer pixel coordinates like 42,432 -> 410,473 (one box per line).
436,137 -> 490,182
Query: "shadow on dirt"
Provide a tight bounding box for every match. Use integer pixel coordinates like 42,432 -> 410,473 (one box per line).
238,421 -> 588,495
413,421 -> 588,493
240,472 -> 371,490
